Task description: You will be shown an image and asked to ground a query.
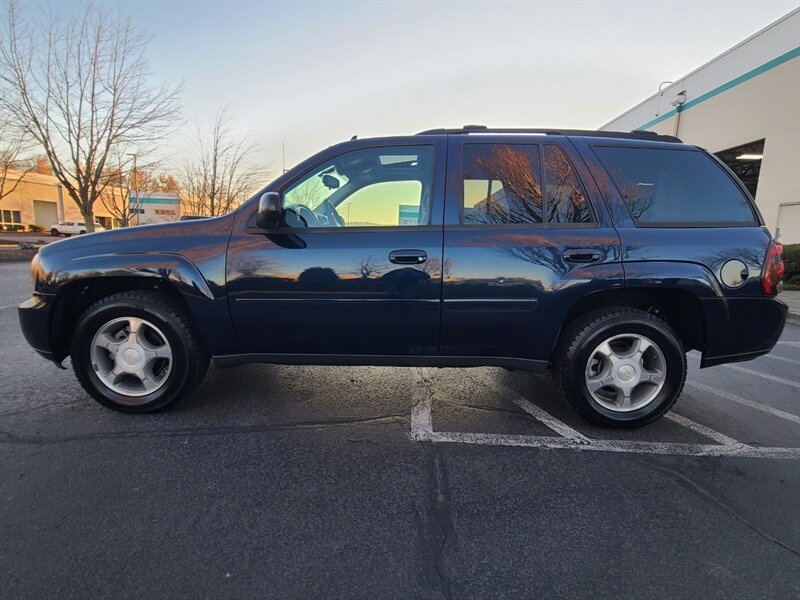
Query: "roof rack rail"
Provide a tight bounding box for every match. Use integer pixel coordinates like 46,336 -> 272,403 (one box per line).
416,125 -> 682,143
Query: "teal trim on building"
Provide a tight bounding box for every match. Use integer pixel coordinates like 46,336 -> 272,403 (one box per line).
637,47 -> 800,130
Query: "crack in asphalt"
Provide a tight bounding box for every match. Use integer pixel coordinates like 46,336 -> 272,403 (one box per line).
415,445 -> 457,600
0,414 -> 407,446
638,457 -> 800,559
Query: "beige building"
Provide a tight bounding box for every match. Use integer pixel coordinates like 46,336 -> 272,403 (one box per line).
602,9 -> 800,244
0,170 -> 180,231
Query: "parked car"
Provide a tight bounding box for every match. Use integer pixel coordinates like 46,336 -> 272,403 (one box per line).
49,221 -> 106,236
20,126 -> 787,426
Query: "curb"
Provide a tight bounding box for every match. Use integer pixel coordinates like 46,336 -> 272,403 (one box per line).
788,312 -> 800,326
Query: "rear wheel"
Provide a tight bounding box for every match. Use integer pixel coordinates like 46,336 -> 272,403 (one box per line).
71,291 -> 209,412
553,307 -> 686,427
50,228 -> 59,236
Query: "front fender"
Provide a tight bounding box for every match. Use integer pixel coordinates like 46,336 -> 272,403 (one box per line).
38,252 -> 240,360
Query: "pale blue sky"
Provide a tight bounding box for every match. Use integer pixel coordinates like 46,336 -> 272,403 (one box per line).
27,0 -> 800,178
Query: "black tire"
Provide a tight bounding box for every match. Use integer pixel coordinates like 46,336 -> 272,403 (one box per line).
50,228 -> 59,236
79,230 -> 86,235
70,291 -> 209,413
553,307 -> 687,428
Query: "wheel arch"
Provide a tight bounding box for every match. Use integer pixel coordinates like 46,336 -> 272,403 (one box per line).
553,286 -> 707,364
46,254 -> 237,363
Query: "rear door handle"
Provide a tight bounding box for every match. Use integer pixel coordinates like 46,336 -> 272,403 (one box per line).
389,249 -> 427,265
563,248 -> 605,263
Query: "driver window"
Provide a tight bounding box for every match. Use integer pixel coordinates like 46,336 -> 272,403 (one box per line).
282,146 -> 434,228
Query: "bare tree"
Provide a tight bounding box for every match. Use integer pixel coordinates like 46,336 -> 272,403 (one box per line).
181,108 -> 265,216
0,1 -> 181,231
0,108 -> 34,206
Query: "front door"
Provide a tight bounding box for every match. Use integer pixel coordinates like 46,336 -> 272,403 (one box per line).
226,142 -> 445,357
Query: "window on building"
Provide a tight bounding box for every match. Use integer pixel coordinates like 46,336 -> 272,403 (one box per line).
593,146 -> 757,226
1,210 -> 22,231
714,139 -> 764,198
462,144 -> 543,224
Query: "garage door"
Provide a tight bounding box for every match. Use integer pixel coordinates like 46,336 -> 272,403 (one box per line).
33,200 -> 58,228
777,203 -> 799,245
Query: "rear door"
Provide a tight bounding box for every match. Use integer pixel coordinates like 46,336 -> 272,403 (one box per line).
440,136 -> 624,367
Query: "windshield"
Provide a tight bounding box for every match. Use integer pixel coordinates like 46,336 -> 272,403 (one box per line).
284,165 -> 350,210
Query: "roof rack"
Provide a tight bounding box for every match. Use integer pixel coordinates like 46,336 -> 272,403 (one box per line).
415,125 -> 682,143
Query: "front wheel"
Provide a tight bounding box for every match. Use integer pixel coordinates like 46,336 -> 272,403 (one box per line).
553,307 -> 687,428
71,291 -> 209,412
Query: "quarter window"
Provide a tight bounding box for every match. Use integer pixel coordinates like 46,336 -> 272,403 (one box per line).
283,146 -> 434,228
593,146 -> 757,225
462,144 -> 542,224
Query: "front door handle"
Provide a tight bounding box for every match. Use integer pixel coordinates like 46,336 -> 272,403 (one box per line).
389,249 -> 427,265
563,248 -> 605,263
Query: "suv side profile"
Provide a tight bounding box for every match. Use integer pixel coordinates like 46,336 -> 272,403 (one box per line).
19,127 -> 788,427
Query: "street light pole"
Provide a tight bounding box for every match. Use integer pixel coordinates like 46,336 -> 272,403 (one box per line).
127,153 -> 139,225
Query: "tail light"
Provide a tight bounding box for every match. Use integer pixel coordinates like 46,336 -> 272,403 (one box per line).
762,241 -> 785,296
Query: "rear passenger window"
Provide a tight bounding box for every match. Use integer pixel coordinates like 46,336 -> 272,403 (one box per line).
544,144 -> 593,223
462,144 -> 543,224
593,147 -> 757,225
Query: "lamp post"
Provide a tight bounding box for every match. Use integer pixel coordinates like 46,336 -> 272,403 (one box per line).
127,153 -> 139,225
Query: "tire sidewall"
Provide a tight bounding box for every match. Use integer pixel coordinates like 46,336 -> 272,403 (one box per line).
568,315 -> 685,426
72,299 -> 193,412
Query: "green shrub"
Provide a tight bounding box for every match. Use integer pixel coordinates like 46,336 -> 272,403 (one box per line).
28,224 -> 45,232
783,243 -> 800,283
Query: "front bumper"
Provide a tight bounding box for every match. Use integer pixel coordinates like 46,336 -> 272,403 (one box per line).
700,296 -> 788,367
18,293 -> 60,365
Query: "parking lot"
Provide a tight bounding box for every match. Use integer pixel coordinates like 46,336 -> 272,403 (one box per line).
1,259 -> 799,598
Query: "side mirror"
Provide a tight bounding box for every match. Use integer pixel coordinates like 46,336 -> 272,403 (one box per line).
256,192 -> 283,228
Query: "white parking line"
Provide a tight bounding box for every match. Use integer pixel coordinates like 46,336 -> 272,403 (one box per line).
685,381 -> 800,425
763,353 -> 800,366
422,430 -> 800,460
777,341 -> 800,347
409,372 -> 800,459
664,412 -> 746,448
721,364 -> 800,389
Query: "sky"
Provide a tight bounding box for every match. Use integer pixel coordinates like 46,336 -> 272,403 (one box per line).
25,0 -> 800,181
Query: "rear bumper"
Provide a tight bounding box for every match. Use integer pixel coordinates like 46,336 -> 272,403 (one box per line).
18,294 -> 61,365
700,296 -> 787,368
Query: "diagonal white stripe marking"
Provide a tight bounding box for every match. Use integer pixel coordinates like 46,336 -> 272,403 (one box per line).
665,413 -> 746,448
721,364 -> 800,389
686,381 -> 800,425
503,389 -> 592,444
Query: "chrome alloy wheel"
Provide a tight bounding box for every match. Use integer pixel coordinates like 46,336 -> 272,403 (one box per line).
584,333 -> 667,413
90,316 -> 173,399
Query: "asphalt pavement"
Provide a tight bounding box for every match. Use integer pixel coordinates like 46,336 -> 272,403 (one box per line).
1,260 -> 799,599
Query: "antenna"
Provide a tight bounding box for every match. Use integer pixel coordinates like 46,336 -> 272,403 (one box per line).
282,142 -> 286,173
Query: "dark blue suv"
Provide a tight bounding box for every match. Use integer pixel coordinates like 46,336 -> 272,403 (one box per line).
18,126 -> 788,427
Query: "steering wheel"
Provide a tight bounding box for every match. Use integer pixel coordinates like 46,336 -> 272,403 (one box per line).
321,200 -> 345,227
294,204 -> 319,227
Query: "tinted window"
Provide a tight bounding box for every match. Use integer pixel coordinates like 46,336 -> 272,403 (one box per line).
544,144 -> 593,224
593,147 -> 757,225
462,144 -> 542,224
283,146 -> 434,228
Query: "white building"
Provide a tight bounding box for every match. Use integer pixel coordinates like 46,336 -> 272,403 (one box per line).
602,9 -> 799,243
130,192 -> 181,225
